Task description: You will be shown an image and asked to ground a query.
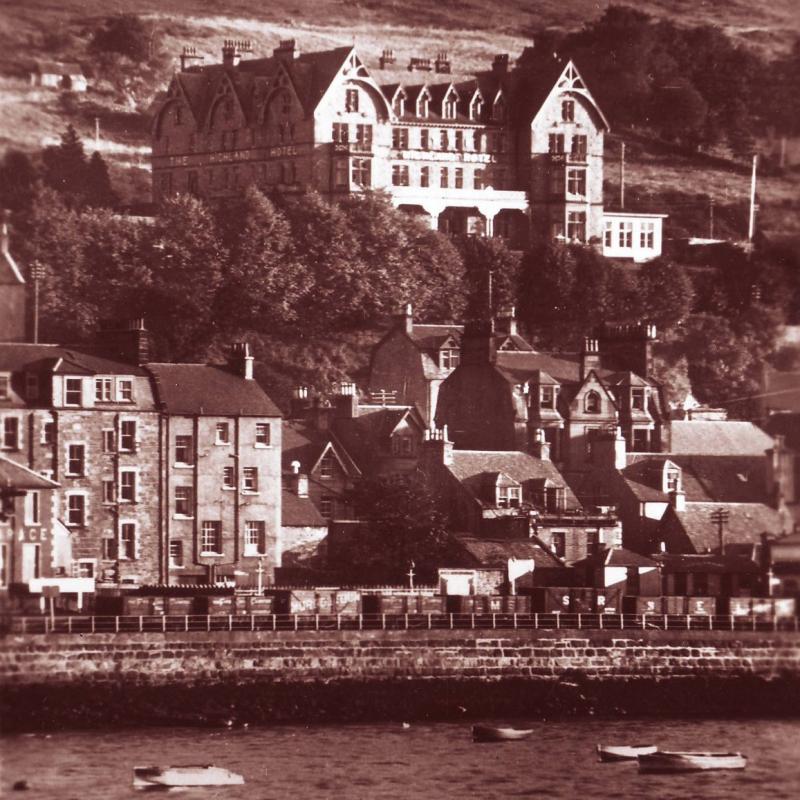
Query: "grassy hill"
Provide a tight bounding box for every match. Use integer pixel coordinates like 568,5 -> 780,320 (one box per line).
0,0 -> 797,225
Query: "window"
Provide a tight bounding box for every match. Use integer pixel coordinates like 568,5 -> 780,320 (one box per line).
632,428 -> 649,451
0,375 -> 9,399
548,133 -> 565,154
119,420 -> 136,452
454,168 -> 463,189
25,491 -> 39,525
541,386 -> 555,409
320,495 -> 333,517
604,220 -> 614,248
572,135 -> 587,159
67,444 -> 85,476
392,164 -> 409,186
355,124 -> 372,147
632,388 -> 646,411
255,423 -> 271,447
586,530 -> 599,557
440,349 -> 459,369
551,532 -> 566,558
640,221 -> 655,249
444,96 -> 457,119
119,470 -> 136,503
2,417 -> 19,450
67,494 -> 85,527
320,453 -> 335,479
41,421 -> 54,445
497,486 -> 521,508
95,377 -> 113,402
174,486 -> 193,516
175,435 -> 193,465
244,521 -> 266,556
102,429 -> 115,453
474,169 -> 484,190
567,211 -> 586,242
393,93 -> 405,117
470,97 -> 483,120
566,168 -> 586,197
440,167 -> 449,189
666,468 -> 681,493
103,479 -> 115,504
455,131 -> 464,151
169,540 -> 184,568
0,544 -> 6,588
102,536 -> 117,560
223,466 -> 235,489
619,221 -> 633,249
418,94 -> 429,118
420,129 -> 430,150
201,521 -> 222,555
352,158 -> 371,187
334,159 -> 349,188
75,559 -> 94,578
392,128 -> 409,149
584,391 -> 601,414
120,523 -> 136,560
562,99 -> 575,122
439,130 -> 448,151
26,373 -> 39,400
215,422 -> 230,445
345,88 -> 359,112
492,97 -> 505,121
420,166 -> 430,188
545,486 -> 566,511
242,467 -> 259,492
332,122 -> 348,143
391,436 -> 414,456
65,378 -> 82,406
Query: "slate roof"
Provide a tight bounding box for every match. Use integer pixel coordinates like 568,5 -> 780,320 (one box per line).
655,552 -> 761,574
669,421 -> 774,456
147,364 -> 281,417
447,450 -> 579,508
455,536 -> 564,569
332,406 -> 421,471
281,420 -> 361,477
408,323 -> 463,351
0,456 -> 59,489
34,60 -> 84,76
282,489 -> 326,527
602,547 -> 658,568
0,343 -> 148,376
668,502 -> 784,553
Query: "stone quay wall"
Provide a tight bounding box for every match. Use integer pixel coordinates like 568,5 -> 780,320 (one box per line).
2,629 -> 799,729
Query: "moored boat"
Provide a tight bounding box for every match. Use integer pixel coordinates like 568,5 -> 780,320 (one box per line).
596,743 -> 657,762
133,765 -> 245,789
637,751 -> 747,773
472,725 -> 534,743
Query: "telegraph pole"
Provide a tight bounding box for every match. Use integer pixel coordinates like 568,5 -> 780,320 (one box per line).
708,197 -> 715,239
30,261 -> 46,344
710,508 -> 730,554
619,141 -> 625,210
747,154 -> 758,244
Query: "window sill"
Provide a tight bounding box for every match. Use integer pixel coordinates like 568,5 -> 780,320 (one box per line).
172,514 -> 194,520
241,490 -> 260,496
214,442 -> 230,447
243,551 -> 266,558
254,444 -> 272,449
174,463 -> 194,469
200,551 -> 223,557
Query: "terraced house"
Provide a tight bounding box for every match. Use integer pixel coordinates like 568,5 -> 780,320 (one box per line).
0,322 -> 282,605
151,39 -> 664,259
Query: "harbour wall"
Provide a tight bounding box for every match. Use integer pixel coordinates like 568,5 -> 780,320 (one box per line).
2,629 -> 800,730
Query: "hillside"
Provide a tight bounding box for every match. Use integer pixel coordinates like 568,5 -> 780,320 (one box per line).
0,0 -> 797,225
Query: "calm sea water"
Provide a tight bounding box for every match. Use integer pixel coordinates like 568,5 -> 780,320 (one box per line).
2,718 -> 799,799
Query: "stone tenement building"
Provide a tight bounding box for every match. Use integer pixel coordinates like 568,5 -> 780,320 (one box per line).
151,40 -> 664,260
0,322 -> 282,602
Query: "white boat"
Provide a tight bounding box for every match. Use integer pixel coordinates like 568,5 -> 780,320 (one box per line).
637,751 -> 747,773
472,725 -> 534,743
597,743 -> 657,762
133,765 -> 245,789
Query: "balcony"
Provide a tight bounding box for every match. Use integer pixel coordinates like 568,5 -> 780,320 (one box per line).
548,151 -> 588,165
333,142 -> 373,155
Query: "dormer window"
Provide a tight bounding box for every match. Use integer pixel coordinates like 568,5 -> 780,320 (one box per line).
497,485 -> 521,508
440,349 -> 460,369
443,89 -> 458,119
584,391 -> 601,414
0,375 -> 10,400
666,467 -> 681,493
391,435 -> 414,456
417,90 -> 430,118
470,95 -> 483,120
492,95 -> 505,122
632,388 -> 646,410
540,386 -> 555,409
64,378 -> 82,407
394,91 -> 406,117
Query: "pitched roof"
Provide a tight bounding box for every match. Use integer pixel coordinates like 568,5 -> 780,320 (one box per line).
602,547 -> 658,568
455,536 -> 564,569
408,323 -> 463,351
282,489 -> 326,527
669,421 -> 774,456
281,421 -> 361,477
655,552 -> 761,573
0,343 -> 148,376
147,363 -> 281,417
332,406 -> 421,471
34,60 -> 84,76
494,351 -> 587,384
0,456 -> 59,489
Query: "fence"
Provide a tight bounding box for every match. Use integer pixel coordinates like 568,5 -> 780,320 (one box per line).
5,612 -> 800,635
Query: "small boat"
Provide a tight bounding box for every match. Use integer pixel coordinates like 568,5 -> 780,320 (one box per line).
637,751 -> 747,773
472,725 -> 534,743
597,743 -> 657,762
133,765 -> 245,789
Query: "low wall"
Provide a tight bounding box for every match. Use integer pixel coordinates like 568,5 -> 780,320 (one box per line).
2,629 -> 800,730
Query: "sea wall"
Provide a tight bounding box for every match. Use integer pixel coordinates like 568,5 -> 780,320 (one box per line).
2,629 -> 800,730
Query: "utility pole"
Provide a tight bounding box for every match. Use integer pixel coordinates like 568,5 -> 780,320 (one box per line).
748,154 -> 758,244
708,196 -> 715,239
710,508 -> 730,554
30,261 -> 46,344
95,116 -> 100,147
619,141 -> 625,210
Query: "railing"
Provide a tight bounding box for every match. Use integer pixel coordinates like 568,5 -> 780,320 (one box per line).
4,613 -> 800,636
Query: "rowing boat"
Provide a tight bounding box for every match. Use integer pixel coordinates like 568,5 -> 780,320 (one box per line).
637,751 -> 747,773
472,725 -> 534,743
133,765 -> 245,789
596,743 -> 657,762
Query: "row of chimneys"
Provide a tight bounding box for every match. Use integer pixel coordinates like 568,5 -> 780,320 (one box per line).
424,424 -> 551,466
181,39 -> 300,72
379,50 -> 451,73
290,382 -> 359,426
396,304 -> 518,338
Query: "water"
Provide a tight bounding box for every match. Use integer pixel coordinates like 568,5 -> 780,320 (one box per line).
2,718 -> 799,799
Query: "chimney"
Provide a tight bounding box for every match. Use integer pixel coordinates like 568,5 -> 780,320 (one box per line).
668,489 -> 686,512
179,46 -> 204,72
273,39 -> 299,63
424,426 -> 453,466
408,56 -> 432,72
591,426 -> 626,471
492,53 -> 509,75
434,51 -> 451,74
222,39 -> 252,68
313,396 -> 332,431
335,381 -> 359,419
596,321 -> 657,378
580,337 -> 600,380
531,428 -> 550,460
396,303 -> 414,336
230,341 -> 254,380
379,48 -> 395,69
96,319 -> 150,365
460,319 -> 497,366
290,386 -> 311,420
495,306 -> 518,336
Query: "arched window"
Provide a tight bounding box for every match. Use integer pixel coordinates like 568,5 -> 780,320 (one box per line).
417,91 -> 430,118
470,96 -> 483,121
584,391 -> 601,413
394,92 -> 406,117
492,95 -> 505,122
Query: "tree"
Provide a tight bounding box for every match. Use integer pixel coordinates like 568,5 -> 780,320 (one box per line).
0,150 -> 38,213
42,125 -> 88,204
90,14 -> 152,63
85,151 -> 118,208
455,235 -> 521,320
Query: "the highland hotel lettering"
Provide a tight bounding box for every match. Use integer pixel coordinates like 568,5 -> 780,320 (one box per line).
151,39 -> 665,261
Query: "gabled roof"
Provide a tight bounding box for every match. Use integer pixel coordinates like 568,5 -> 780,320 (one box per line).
0,343 -> 147,377
282,488 -> 326,527
147,363 -> 281,417
0,456 -> 59,489
606,371 -> 650,388
408,323 -> 463,351
33,60 -> 84,76
669,421 -> 774,456
1,228 -> 24,285
455,536 -> 564,569
281,421 -> 361,477
602,547 -> 657,568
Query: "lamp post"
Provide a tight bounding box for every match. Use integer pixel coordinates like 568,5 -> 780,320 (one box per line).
30,261 -> 46,344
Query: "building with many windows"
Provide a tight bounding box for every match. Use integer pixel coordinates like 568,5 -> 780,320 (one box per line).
151,40 -> 664,258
